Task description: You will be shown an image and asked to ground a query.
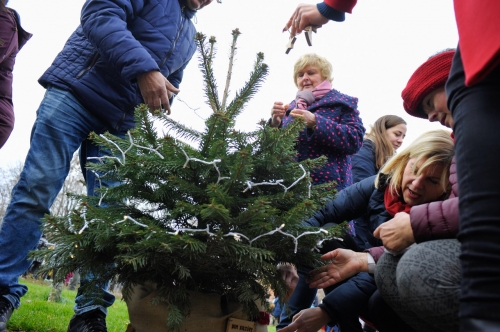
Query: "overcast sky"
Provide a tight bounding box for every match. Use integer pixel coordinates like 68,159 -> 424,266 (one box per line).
0,0 -> 458,168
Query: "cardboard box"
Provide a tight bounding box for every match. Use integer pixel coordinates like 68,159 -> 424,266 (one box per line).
226,317 -> 256,332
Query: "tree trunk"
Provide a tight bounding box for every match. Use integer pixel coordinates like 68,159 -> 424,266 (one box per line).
48,282 -> 63,302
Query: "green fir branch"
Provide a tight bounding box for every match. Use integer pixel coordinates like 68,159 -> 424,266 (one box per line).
194,33 -> 220,113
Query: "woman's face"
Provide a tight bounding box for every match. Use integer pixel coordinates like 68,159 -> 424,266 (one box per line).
385,123 -> 407,150
401,158 -> 447,206
421,87 -> 454,128
296,65 -> 325,91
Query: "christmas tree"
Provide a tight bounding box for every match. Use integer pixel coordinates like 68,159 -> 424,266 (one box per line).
34,30 -> 346,330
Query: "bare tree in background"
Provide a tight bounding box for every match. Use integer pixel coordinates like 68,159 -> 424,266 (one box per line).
0,152 -> 86,221
50,153 -> 86,216
0,161 -> 23,221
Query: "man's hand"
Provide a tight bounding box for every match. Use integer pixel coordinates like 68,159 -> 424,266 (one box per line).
290,109 -> 317,129
283,4 -> 328,36
137,71 -> 180,115
277,264 -> 299,300
307,249 -> 367,289
278,307 -> 330,332
373,212 -> 415,252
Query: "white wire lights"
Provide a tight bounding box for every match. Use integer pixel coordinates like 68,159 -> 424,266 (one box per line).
70,208 -> 331,254
88,132 -> 312,201
72,131 -> 326,253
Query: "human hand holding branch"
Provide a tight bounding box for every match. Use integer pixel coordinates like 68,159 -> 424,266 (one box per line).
137,70 -> 180,115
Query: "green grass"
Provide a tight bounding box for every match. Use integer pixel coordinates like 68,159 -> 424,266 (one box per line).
7,277 -> 129,332
8,278 -> 278,332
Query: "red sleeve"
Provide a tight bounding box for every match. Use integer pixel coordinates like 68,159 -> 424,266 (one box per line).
323,0 -> 357,13
409,197 -> 459,243
454,0 -> 500,86
367,246 -> 385,263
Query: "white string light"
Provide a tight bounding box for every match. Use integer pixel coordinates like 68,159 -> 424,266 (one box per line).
86,170 -> 109,207
115,217 -> 333,254
243,164 -> 310,198
124,131 -> 165,159
87,132 -> 165,166
180,147 -> 230,184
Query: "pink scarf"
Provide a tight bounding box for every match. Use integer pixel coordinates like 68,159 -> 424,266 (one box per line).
295,79 -> 332,110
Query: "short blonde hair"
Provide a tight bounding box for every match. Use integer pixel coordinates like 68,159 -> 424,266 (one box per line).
293,53 -> 333,88
376,129 -> 454,198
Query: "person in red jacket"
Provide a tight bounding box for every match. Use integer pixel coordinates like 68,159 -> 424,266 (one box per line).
284,2 -> 500,330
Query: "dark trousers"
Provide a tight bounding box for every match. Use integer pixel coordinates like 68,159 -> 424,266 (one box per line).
446,46 -> 500,322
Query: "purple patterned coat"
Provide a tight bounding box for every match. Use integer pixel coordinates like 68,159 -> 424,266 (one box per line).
281,89 -> 365,190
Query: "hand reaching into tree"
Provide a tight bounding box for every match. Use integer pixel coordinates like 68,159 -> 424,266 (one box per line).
307,248 -> 368,289
290,109 -> 317,129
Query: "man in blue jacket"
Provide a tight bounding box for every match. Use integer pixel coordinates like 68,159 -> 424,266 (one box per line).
0,0 -> 216,331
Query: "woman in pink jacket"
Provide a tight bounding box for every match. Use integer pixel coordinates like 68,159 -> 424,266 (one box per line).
0,0 -> 31,149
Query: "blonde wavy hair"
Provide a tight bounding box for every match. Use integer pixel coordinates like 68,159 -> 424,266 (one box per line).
375,129 -> 454,198
293,53 -> 333,88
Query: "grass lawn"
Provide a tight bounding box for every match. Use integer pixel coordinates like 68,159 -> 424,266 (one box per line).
7,277 -> 278,332
7,277 -> 129,332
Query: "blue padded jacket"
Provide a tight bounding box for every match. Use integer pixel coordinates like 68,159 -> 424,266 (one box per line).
302,174 -> 392,249
39,0 -> 198,131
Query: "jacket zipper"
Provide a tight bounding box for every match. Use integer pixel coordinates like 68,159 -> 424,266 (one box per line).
160,6 -> 185,68
76,53 -> 100,78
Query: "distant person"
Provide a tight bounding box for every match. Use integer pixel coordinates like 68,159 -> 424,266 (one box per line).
272,296 -> 282,323
351,115 -> 406,249
269,52 -> 365,328
0,0 -> 31,149
0,0 -> 217,331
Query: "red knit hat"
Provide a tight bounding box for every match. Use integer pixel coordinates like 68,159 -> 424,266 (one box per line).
401,50 -> 455,119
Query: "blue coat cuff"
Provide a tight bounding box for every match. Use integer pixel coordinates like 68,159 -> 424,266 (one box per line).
317,3 -> 346,22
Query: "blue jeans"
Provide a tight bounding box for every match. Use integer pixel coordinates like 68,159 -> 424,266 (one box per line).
0,87 -> 125,315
